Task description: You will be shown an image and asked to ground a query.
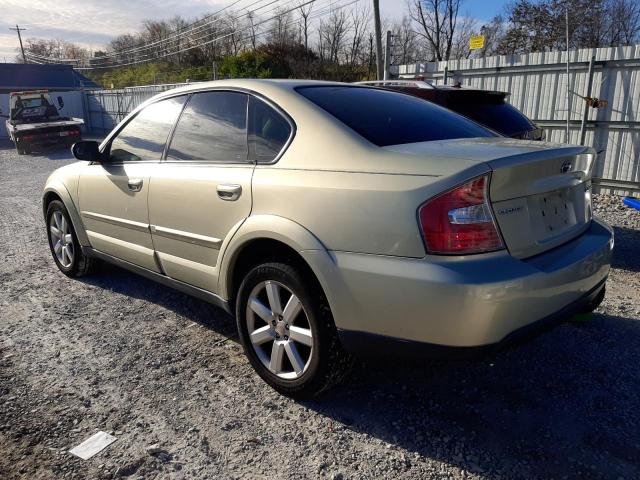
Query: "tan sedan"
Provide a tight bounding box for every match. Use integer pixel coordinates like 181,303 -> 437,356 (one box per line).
43,80 -> 613,397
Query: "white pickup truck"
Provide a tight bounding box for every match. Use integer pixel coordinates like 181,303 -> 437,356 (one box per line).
1,90 -> 84,155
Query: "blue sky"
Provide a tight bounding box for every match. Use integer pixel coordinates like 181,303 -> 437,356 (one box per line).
0,0 -> 509,62
463,0 -> 508,21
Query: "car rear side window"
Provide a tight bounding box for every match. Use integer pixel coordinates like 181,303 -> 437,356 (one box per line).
109,96 -> 186,162
167,91 -> 248,162
296,86 -> 495,147
249,96 -> 292,163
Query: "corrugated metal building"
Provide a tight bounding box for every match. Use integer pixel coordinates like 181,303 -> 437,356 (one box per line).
0,63 -> 98,93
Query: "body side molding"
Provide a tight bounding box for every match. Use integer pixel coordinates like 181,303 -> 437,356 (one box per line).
81,211 -> 150,233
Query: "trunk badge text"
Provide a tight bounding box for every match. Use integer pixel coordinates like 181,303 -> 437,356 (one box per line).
497,206 -> 524,215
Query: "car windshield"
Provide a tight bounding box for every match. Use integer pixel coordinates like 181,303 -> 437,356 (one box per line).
296,86 -> 496,147
18,98 -> 48,108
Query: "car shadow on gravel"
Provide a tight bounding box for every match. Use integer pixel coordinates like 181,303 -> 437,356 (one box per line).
612,225 -> 640,272
72,232 -> 640,479
78,262 -> 238,339
305,313 -> 640,479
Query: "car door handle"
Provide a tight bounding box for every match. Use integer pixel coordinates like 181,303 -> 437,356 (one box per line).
217,184 -> 242,201
127,178 -> 143,192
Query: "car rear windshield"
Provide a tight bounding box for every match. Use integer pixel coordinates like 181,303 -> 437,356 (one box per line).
449,101 -> 534,137
296,86 -> 496,147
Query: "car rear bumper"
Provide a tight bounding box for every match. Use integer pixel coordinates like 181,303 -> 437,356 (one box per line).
18,130 -> 80,146
338,277 -> 606,358
306,218 -> 613,353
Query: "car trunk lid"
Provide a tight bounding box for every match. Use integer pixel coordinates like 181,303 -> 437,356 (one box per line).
384,138 -> 596,258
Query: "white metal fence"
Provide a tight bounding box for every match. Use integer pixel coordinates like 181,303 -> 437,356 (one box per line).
397,45 -> 640,193
84,83 -> 189,135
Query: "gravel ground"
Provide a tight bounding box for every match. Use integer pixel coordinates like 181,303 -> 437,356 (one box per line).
1,140 -> 639,480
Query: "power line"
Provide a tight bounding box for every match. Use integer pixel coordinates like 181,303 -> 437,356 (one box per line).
23,0 -> 359,71
23,0 -> 281,65
77,0 -> 342,70
28,0 -> 291,67
87,0 -> 276,62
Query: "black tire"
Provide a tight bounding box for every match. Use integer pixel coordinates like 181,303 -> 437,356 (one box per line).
46,200 -> 96,278
16,143 -> 25,155
236,262 -> 352,398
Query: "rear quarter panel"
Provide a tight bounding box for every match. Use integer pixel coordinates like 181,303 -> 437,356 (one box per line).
251,161 -> 491,257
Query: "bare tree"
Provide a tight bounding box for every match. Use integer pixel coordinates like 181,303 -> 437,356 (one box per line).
22,38 -> 90,64
450,15 -> 476,59
608,0 -> 640,45
319,9 -> 350,65
478,15 -> 505,57
391,16 -> 420,64
348,5 -> 371,66
269,8 -> 296,48
247,11 -> 258,50
297,0 -> 314,52
408,0 -> 462,61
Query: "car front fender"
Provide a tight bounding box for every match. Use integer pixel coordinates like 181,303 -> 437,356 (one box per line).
42,181 -> 90,247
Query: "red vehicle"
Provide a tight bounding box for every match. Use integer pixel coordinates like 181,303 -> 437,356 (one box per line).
356,80 -> 545,141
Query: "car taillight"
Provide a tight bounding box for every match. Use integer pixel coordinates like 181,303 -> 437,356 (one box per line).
418,174 -> 504,255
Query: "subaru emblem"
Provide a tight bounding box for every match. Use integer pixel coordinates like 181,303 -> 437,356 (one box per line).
560,160 -> 572,173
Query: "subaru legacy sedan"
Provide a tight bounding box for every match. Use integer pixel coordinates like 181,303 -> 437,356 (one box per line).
43,80 -> 613,397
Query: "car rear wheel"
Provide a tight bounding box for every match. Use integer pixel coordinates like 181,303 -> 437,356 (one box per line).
46,200 -> 96,277
236,262 -> 351,398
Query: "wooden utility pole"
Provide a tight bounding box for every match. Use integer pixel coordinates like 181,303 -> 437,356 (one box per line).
9,24 -> 27,63
372,0 -> 383,80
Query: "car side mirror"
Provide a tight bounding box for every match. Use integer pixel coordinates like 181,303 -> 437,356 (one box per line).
57,96 -> 64,109
72,141 -> 102,162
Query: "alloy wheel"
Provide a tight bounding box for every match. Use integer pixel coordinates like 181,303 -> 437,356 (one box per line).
49,211 -> 74,268
245,280 -> 314,380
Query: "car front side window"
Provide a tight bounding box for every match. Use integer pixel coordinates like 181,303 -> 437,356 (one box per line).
108,96 -> 186,162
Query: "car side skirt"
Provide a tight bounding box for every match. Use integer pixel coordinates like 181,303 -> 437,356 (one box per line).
338,277 -> 607,360
82,246 -> 231,314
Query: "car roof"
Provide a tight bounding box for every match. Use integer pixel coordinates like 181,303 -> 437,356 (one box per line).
153,78 -> 352,97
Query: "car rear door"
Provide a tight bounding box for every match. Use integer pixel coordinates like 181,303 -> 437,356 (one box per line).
147,90 -> 254,292
78,96 -> 186,271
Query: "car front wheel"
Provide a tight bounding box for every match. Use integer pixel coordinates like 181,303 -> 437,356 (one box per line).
236,262 -> 351,398
46,200 -> 95,277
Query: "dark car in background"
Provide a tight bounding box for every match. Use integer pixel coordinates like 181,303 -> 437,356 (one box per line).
356,80 -> 545,141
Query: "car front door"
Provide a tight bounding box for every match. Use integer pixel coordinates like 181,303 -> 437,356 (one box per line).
147,90 -> 266,292
78,96 -> 186,271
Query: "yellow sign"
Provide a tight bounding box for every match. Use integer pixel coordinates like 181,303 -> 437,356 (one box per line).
469,35 -> 485,50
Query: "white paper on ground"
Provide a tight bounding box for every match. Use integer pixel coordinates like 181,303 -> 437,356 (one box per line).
69,431 -> 116,460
